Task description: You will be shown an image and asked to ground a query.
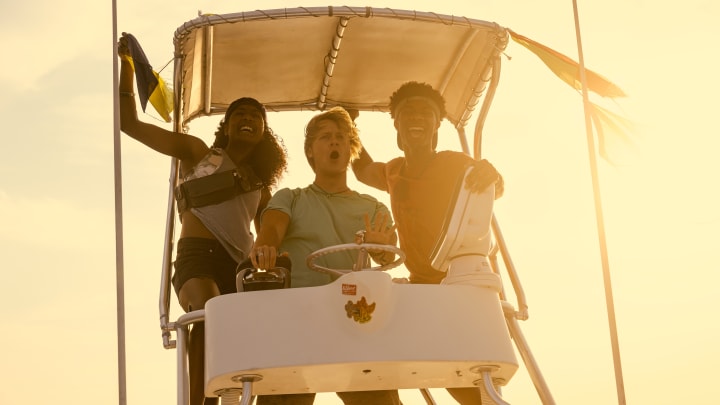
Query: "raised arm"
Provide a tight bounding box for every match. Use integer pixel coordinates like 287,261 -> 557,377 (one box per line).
118,36 -> 208,164
351,146 -> 389,191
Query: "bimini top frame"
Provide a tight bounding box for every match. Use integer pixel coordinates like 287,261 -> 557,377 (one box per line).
171,6 -> 508,131
160,5 -> 513,348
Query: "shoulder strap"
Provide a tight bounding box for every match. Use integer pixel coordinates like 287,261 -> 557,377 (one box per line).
175,169 -> 263,214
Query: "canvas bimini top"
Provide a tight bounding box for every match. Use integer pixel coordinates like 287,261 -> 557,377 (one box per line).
171,6 -> 508,140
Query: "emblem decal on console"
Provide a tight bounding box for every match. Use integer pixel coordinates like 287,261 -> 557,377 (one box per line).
345,296 -> 375,324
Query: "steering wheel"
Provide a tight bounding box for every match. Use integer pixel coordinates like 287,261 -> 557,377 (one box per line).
306,243 -> 405,277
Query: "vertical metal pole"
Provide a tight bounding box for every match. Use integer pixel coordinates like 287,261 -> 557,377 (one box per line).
570,1 -> 626,404
111,0 -> 127,404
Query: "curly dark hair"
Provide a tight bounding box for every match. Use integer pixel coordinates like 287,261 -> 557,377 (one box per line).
211,119 -> 288,188
389,81 -> 447,151
389,81 -> 447,120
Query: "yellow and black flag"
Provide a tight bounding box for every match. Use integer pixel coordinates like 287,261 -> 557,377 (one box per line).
121,33 -> 173,122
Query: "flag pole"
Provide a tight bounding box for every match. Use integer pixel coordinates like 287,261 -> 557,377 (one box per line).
111,0 -> 128,403
571,1 -> 626,404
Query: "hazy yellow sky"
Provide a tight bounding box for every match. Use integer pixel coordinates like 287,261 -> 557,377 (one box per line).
0,0 -> 718,404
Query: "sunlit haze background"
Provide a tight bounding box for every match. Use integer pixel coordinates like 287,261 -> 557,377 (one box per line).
0,0 -> 718,404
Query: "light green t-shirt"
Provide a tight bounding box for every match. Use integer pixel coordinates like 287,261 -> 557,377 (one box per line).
264,184 -> 393,288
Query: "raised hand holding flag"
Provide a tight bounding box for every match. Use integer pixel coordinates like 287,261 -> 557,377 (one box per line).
119,33 -> 173,122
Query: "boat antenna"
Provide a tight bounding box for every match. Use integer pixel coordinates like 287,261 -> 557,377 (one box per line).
111,0 -> 128,404
571,1 -> 626,404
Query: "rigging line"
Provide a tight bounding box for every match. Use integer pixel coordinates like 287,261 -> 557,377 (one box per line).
571,1 -> 627,404
157,57 -> 173,75
111,0 -> 128,404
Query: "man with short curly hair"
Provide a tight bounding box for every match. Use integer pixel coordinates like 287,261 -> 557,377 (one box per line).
352,81 -> 504,405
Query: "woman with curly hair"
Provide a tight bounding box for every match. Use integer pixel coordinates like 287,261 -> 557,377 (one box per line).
118,36 -> 287,405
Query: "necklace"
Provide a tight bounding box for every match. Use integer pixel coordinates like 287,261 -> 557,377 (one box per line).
312,182 -> 351,197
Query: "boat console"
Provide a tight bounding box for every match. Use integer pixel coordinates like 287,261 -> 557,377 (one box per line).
205,271 -> 517,398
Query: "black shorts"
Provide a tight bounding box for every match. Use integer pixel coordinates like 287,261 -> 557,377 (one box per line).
172,237 -> 238,296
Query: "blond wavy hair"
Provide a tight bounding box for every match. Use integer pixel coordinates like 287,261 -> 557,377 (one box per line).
304,107 -> 362,169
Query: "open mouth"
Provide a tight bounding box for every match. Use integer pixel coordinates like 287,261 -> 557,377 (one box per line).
407,126 -> 426,138
330,151 -> 339,159
239,125 -> 254,133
